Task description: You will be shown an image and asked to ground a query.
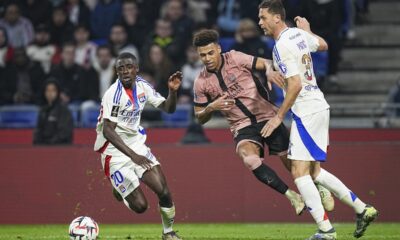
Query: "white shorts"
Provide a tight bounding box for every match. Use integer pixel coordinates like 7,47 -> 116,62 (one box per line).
288,109 -> 329,161
101,144 -> 160,198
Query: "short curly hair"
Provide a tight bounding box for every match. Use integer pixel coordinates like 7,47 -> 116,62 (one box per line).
193,29 -> 219,47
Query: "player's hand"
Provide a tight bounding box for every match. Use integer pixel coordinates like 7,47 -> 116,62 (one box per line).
131,154 -> 153,171
266,70 -> 285,90
261,115 -> 283,138
168,71 -> 182,92
294,16 -> 311,32
209,93 -> 235,111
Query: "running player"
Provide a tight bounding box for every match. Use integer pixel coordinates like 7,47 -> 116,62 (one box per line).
192,29 -> 308,215
94,52 -> 182,240
258,1 -> 378,239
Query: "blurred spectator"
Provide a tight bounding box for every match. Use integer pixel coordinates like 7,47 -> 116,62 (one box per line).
161,0 -> 194,47
0,27 -> 13,67
231,18 -> 271,58
64,0 -> 91,27
186,0 -> 216,28
141,44 -> 176,97
10,48 -> 46,104
180,45 -> 203,103
73,24 -> 97,69
135,0 -> 164,29
19,0 -> 52,27
0,3 -> 34,48
120,0 -> 148,50
49,7 -> 74,47
83,0 -> 98,10
27,24 -> 57,74
90,0 -> 121,39
355,0 -> 369,24
49,0 -> 65,7
217,0 -> 260,37
300,0 -> 343,86
93,45 -> 115,98
387,78 -> 400,117
142,18 -> 184,66
283,0 -> 302,25
50,42 -> 99,104
108,24 -> 139,61
0,39 -> 16,105
33,79 -> 73,145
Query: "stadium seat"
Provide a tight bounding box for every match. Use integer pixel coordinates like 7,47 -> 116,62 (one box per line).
311,51 -> 329,78
219,37 -> 235,52
161,104 -> 192,128
68,104 -> 80,127
0,105 -> 39,128
80,104 -> 100,128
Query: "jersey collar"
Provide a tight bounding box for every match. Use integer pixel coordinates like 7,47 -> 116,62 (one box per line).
276,27 -> 290,41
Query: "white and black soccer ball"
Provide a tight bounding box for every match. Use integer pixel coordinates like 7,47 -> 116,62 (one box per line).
69,216 -> 99,240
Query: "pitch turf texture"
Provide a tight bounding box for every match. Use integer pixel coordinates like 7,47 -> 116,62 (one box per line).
0,223 -> 399,240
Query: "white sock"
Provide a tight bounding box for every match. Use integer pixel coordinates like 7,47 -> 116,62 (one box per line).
295,175 -> 333,232
315,168 -> 366,214
160,205 -> 175,234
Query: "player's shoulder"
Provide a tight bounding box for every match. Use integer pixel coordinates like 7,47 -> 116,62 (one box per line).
135,75 -> 154,89
194,67 -> 209,83
102,79 -> 122,102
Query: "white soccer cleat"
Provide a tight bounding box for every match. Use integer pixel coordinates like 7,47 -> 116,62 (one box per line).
286,189 -> 306,215
316,184 -> 335,212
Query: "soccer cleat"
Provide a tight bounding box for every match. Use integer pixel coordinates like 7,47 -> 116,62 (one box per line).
162,231 -> 182,240
306,228 -> 337,240
354,204 -> 379,238
286,189 -> 306,215
316,184 -> 335,212
112,188 -> 123,202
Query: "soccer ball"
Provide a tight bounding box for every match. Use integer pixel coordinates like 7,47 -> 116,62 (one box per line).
69,216 -> 99,240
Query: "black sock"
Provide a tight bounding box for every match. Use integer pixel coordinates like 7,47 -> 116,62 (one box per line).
252,163 -> 289,194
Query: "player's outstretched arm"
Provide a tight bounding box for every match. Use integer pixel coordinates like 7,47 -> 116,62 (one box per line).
294,16 -> 328,51
103,119 -> 153,170
158,71 -> 182,113
194,93 -> 235,124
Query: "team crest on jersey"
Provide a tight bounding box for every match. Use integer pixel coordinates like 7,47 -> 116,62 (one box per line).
111,106 -> 119,117
138,93 -> 146,103
227,74 -> 236,82
278,62 -> 287,75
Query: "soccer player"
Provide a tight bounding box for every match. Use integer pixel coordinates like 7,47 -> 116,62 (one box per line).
94,52 -> 182,240
192,29 -> 309,215
257,1 -> 378,239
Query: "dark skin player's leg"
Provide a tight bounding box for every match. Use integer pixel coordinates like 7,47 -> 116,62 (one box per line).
124,187 -> 148,214
141,165 -> 173,208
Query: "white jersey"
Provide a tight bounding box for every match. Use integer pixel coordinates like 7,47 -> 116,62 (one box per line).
272,27 -> 329,117
94,76 -> 166,156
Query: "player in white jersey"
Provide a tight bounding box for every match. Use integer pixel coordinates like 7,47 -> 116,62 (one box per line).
258,1 -> 378,239
94,52 -> 182,240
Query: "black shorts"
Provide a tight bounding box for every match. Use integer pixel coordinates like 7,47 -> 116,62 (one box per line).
233,121 -> 289,157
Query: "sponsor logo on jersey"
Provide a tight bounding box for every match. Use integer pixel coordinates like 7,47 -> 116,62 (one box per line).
278,62 -> 287,75
118,184 -> 126,193
138,93 -> 146,103
111,106 -> 120,117
125,100 -> 132,107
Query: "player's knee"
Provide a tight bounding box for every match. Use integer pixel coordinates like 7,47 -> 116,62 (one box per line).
132,202 -> 148,214
291,162 -> 310,179
242,155 -> 262,170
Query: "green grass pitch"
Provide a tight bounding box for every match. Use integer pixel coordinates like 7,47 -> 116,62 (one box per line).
0,223 -> 399,239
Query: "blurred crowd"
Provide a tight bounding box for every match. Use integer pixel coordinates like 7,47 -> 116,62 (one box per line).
0,0 -> 370,109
